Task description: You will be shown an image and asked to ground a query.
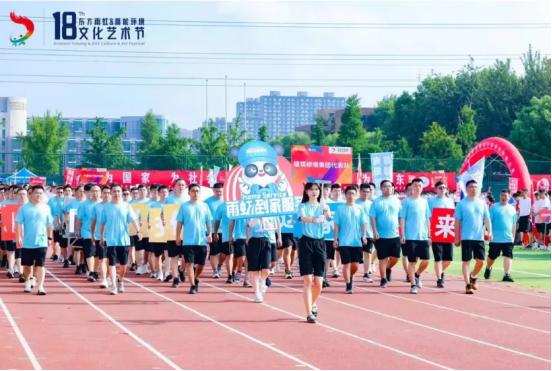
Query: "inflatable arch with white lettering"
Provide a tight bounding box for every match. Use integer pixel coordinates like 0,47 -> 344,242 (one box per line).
459,137 -> 532,191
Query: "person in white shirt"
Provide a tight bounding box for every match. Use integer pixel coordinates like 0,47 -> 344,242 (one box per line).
517,189 -> 533,249
532,190 -> 551,250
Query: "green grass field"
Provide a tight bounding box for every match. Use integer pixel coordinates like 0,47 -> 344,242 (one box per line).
443,246 -> 551,291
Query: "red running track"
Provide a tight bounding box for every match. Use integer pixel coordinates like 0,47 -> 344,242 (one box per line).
0,260 -> 550,370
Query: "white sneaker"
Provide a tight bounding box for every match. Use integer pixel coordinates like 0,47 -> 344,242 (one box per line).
157,272 -> 163,281
30,277 -> 36,288
234,272 -> 241,283
58,256 -> 64,263
254,291 -> 263,303
261,280 -> 268,294
274,263 -> 282,273
37,287 -> 47,295
110,286 -> 118,295
24,280 -> 32,293
107,278 -> 113,287
118,281 -> 125,293
100,279 -> 108,289
333,268 -> 340,277
212,271 -> 220,279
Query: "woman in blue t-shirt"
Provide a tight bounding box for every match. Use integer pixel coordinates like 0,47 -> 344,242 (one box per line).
298,183 -> 331,323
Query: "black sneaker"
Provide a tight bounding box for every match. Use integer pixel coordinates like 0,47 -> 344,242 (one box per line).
484,267 -> 492,280
75,265 -> 82,275
502,274 -> 514,282
322,279 -> 330,288
0,256 -> 7,268
130,263 -> 137,272
63,260 -> 69,268
195,279 -> 199,292
441,272 -> 445,283
69,256 -> 75,265
51,254 -> 58,261
18,276 -> 25,283
386,268 -> 392,282
436,278 -> 444,288
163,274 -> 173,283
346,282 -> 353,294
172,277 -> 180,288
265,277 -> 272,287
380,278 -> 388,288
179,268 -> 185,283
469,275 -> 478,290
189,285 -> 197,294
226,276 -> 233,284
306,314 -> 316,323
7,271 -> 14,279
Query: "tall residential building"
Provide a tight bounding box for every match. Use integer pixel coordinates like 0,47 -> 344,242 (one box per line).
61,115 -> 168,167
235,91 -> 346,140
0,97 -> 27,174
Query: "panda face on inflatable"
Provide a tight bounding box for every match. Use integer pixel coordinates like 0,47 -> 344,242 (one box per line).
237,141 -> 289,195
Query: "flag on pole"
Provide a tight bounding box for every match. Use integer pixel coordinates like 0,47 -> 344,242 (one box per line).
456,157 -> 485,198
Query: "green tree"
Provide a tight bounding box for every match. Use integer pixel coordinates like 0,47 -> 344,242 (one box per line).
509,95 -> 551,160
392,137 -> 414,158
373,95 -> 396,131
456,105 -> 477,154
194,120 -> 229,168
337,94 -> 367,149
311,114 -> 327,145
321,133 -> 338,146
420,122 -> 463,160
520,45 -> 551,103
18,112 -> 69,175
139,111 -> 163,168
258,124 -> 269,142
157,124 -> 198,169
82,118 -> 133,169
271,132 -> 311,158
227,116 -> 251,149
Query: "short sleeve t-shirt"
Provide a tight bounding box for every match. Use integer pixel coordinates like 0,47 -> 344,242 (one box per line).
176,201 -> 212,246
454,197 -> 490,241
369,196 -> 401,239
334,203 -> 366,247
298,202 -> 325,239
99,202 -> 137,247
490,203 -> 518,243
399,197 -> 431,241
16,202 -> 53,248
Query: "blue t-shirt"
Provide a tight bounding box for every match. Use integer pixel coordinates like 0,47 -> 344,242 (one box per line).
63,198 -> 83,213
369,196 -> 401,239
176,201 -> 212,246
249,217 -> 278,239
490,203 -> 518,243
428,196 -> 455,214
16,203 -> 53,248
48,196 -> 64,219
399,197 -> 431,241
77,199 -> 100,239
334,203 -> 367,247
298,202 -> 326,239
323,201 -> 342,241
99,202 -> 137,247
204,196 -> 224,229
232,218 -> 247,240
280,214 -> 296,234
454,198 -> 490,241
91,202 -> 108,240
214,203 -> 231,242
356,198 -> 374,238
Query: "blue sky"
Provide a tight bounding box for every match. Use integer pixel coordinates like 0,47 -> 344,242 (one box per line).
0,0 -> 550,131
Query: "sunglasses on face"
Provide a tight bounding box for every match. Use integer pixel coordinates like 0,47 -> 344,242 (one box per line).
123,192 -> 130,196
244,163 -> 277,178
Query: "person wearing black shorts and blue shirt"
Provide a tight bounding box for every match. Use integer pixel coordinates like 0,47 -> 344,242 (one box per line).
399,178 -> 431,294
175,183 -> 212,294
428,180 -> 455,288
334,185 -> 368,294
484,190 -> 518,282
370,180 -> 402,288
205,183 -> 224,278
16,185 -> 53,295
246,216 -> 281,303
90,186 -> 111,289
99,183 -> 141,295
75,184 -> 101,283
454,180 -> 492,294
298,182 -> 331,323
214,201 -> 235,284
356,183 -> 375,283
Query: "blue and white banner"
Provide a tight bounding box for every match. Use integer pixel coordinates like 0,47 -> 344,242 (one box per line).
456,157 -> 485,197
370,152 -> 394,195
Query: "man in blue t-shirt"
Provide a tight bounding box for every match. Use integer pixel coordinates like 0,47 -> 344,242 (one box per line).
176,183 -> 212,294
357,183 -> 375,283
47,186 -> 64,262
334,185 -> 367,294
454,180 -> 492,294
100,184 -> 140,295
76,184 -> 101,283
399,178 -> 431,294
16,186 -> 53,295
484,190 -> 518,283
370,180 -> 402,288
205,183 -> 224,278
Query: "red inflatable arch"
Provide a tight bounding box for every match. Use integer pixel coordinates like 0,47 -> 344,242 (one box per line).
459,137 -> 532,191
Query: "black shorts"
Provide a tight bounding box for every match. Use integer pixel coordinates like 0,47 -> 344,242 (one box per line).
131,235 -> 140,250
21,247 -> 47,267
208,234 -> 222,257
15,249 -> 21,260
233,239 -> 246,258
489,242 -> 514,260
518,215 -> 531,233
375,237 -> 401,260
107,246 -> 129,266
362,238 -> 374,253
536,223 -> 551,235
246,237 -> 271,271
270,243 -> 277,263
281,233 -> 296,249
400,242 -> 408,257
220,241 -> 233,255
183,245 -> 207,265
325,240 -> 335,260
461,240 -> 485,261
53,230 -> 63,244
95,241 -> 106,259
135,237 -> 148,251
5,241 -> 15,252
0,241 -> 5,251
167,240 -> 183,258
82,239 -> 96,259
149,243 -> 165,257
432,243 -> 453,262
59,236 -> 68,248
298,236 -> 326,277
73,238 -> 83,250
340,246 -> 363,264
404,240 -> 430,263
